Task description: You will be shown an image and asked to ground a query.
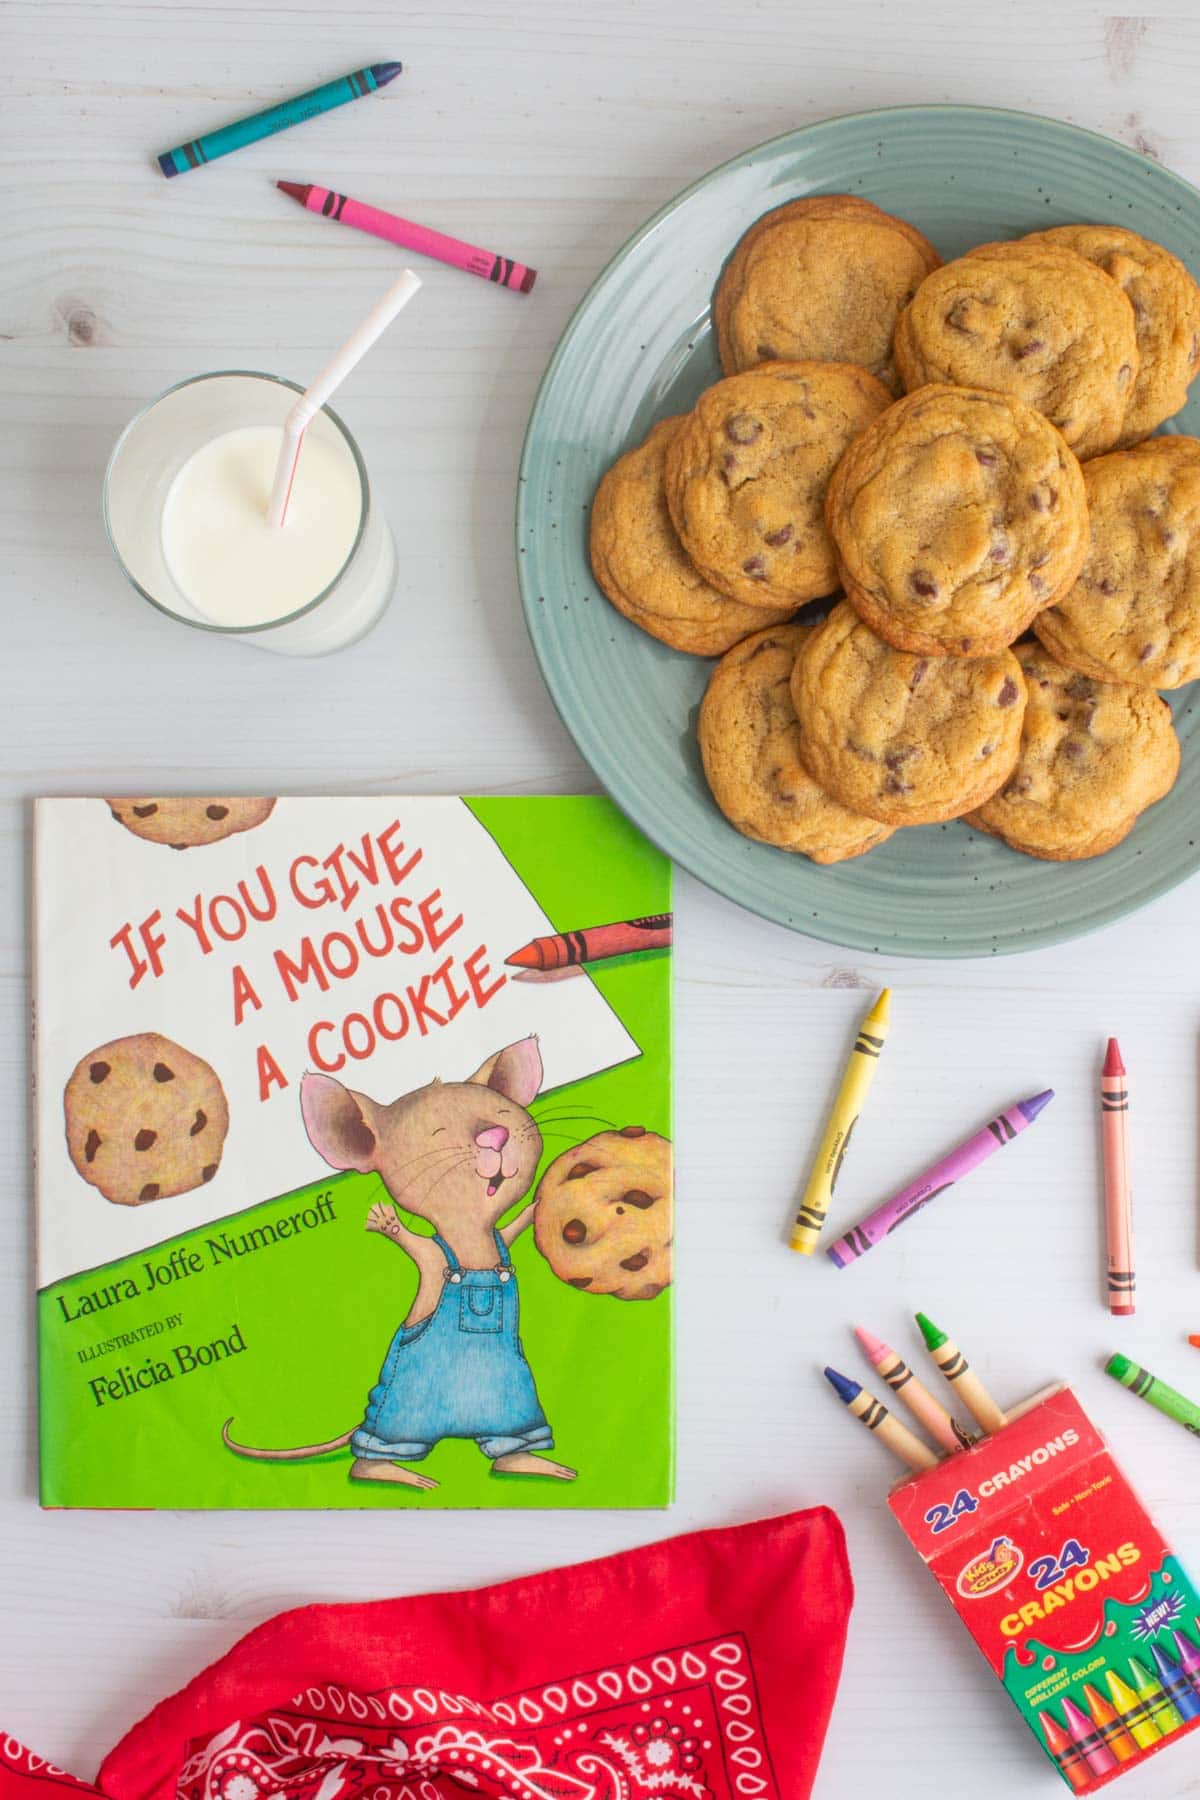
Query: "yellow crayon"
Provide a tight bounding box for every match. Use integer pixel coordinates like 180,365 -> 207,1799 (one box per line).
1105,1668 -> 1162,1751
790,988 -> 891,1254
824,1365 -> 938,1471
916,1312 -> 1008,1434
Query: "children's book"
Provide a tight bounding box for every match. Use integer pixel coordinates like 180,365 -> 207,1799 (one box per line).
33,795 -> 672,1509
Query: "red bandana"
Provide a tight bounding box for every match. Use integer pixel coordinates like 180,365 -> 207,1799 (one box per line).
2,1509 -> 851,1800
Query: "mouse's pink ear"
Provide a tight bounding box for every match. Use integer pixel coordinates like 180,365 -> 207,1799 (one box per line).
466,1036 -> 543,1107
300,1073 -> 379,1172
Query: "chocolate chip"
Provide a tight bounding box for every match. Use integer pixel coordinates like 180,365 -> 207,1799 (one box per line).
139,1183 -> 160,1202
1095,576 -> 1117,595
1162,527 -> 1177,547
946,297 -> 976,333
618,1125 -> 646,1137
1138,643 -> 1156,662
620,1189 -> 657,1210
619,1249 -> 651,1272
1028,485 -> 1057,512
1012,337 -> 1045,360
883,775 -> 913,795
1056,709 -> 1070,721
975,448 -> 998,467
568,1277 -> 592,1289
1062,738 -> 1086,761
764,523 -> 793,546
991,539 -> 1010,564
997,677 -> 1019,708
190,1110 -> 207,1136
961,638 -> 972,653
979,742 -> 995,758
725,413 -> 761,445
566,1159 -> 598,1179
84,1129 -> 101,1163
134,1128 -> 156,1151
1065,675 -> 1095,699
884,747 -> 920,770
89,1061 -> 110,1083
1029,573 -> 1046,594
201,1164 -> 218,1183
756,343 -> 778,362
153,1062 -> 174,1082
721,452 -> 737,474
131,804 -> 158,818
205,804 -> 229,820
562,1218 -> 588,1245
170,844 -> 187,851
909,660 -> 929,691
909,569 -> 938,598
742,555 -> 767,578
1004,774 -> 1033,798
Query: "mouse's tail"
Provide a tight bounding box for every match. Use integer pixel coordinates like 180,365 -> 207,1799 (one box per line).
222,1418 -> 354,1460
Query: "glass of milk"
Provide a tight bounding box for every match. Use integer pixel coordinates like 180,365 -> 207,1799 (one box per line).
103,371 -> 396,655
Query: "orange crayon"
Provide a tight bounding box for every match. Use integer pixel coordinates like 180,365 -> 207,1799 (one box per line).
505,913 -> 672,971
1101,1036 -> 1134,1315
1080,1681 -> 1138,1763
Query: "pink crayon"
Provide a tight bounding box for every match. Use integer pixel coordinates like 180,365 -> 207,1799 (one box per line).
854,1326 -> 972,1454
1101,1037 -> 1134,1316
278,181 -> 537,293
827,1090 -> 1054,1268
1062,1695 -> 1117,1777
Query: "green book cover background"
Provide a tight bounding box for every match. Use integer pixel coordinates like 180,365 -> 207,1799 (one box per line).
35,795 -> 672,1509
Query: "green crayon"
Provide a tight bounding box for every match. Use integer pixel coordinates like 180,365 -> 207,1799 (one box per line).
1128,1654 -> 1184,1737
1105,1352 -> 1200,1439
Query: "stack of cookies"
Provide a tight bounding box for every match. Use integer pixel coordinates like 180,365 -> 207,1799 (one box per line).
589,195 -> 1200,864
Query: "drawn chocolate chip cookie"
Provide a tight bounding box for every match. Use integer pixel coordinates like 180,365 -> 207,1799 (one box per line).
534,1127 -> 672,1300
63,1032 -> 229,1207
105,797 -> 276,849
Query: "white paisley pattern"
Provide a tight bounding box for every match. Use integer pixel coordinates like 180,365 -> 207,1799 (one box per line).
172,1636 -> 778,1800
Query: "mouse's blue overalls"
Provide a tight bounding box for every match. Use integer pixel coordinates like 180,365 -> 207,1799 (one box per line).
350,1231 -> 554,1463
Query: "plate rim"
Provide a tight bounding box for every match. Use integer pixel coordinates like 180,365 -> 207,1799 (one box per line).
515,103 -> 1200,957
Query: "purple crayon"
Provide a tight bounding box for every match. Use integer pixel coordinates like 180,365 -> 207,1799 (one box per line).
826,1089 -> 1054,1268
1172,1627 -> 1200,1698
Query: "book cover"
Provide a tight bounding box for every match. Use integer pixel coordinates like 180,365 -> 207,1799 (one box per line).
34,795 -> 672,1509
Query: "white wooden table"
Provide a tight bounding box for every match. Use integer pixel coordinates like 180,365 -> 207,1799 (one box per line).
5,5 -> 1200,1795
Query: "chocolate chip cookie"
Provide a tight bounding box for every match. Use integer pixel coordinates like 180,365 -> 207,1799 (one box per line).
1033,436 -> 1200,688
698,623 -> 895,861
589,415 -> 794,653
714,194 -> 941,392
790,601 -> 1027,825
534,1127 -> 672,1300
1021,224 -> 1200,446
106,797 -> 276,849
664,361 -> 892,609
63,1032 -> 229,1207
826,384 -> 1089,657
965,640 -> 1180,859
894,241 -> 1139,460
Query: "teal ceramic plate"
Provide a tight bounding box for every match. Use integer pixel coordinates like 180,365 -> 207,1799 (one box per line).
516,106 -> 1200,957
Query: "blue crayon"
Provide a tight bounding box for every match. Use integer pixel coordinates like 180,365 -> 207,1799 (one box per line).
157,62 -> 403,178
1150,1642 -> 1200,1721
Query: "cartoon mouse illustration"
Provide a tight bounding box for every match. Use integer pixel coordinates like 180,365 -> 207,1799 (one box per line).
223,1035 -> 576,1488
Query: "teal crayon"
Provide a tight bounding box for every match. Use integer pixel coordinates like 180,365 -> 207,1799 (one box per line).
157,62 -> 403,178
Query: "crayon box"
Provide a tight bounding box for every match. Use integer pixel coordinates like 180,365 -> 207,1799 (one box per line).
889,1386 -> 1200,1791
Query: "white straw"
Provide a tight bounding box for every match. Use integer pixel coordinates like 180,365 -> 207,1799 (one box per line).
267,269 -> 422,528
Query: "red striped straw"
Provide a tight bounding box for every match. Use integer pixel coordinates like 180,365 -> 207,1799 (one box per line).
267,269 -> 421,528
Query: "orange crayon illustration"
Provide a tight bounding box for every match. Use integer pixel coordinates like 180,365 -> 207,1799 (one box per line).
1101,1036 -> 1134,1315
506,913 -> 672,971
1080,1681 -> 1138,1763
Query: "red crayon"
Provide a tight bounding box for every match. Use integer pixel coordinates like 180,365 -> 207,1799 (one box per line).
278,181 -> 537,293
506,913 -> 672,971
1101,1036 -> 1134,1316
1038,1709 -> 1089,1791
